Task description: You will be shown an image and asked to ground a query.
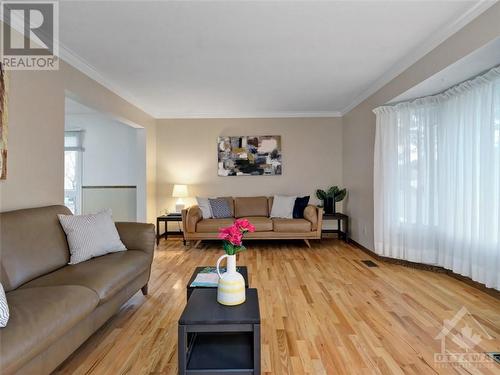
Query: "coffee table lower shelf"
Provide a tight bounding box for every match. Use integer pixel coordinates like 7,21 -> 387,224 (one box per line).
178,289 -> 261,375
186,332 -> 254,374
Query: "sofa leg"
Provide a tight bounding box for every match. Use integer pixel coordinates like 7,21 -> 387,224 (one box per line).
141,284 -> 148,296
194,240 -> 202,248
304,239 -> 311,248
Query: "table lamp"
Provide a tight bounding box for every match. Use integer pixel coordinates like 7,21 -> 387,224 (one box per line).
172,184 -> 188,213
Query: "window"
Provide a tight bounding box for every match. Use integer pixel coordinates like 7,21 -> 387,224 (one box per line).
374,67 -> 500,290
64,131 -> 84,214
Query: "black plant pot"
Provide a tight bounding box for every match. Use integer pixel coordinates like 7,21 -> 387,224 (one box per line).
323,197 -> 336,214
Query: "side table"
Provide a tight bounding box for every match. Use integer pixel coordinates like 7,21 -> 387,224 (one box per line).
321,212 -> 349,242
156,214 -> 185,245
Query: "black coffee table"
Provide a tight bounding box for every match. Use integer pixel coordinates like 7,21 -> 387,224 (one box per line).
186,266 -> 249,300
178,288 -> 261,375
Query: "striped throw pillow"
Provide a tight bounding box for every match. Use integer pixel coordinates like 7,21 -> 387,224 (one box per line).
58,209 -> 127,265
0,283 -> 9,328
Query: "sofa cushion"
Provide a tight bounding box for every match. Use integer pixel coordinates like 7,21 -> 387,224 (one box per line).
0,285 -> 99,374
234,197 -> 269,218
242,217 -> 273,232
0,205 -> 71,292
293,196 -> 310,219
196,218 -> 234,233
58,209 -> 127,265
273,218 -> 312,232
209,198 -> 233,218
20,250 -> 150,304
0,282 -> 9,327
267,197 -> 274,214
196,197 -> 213,219
270,195 -> 297,219
218,197 -> 235,217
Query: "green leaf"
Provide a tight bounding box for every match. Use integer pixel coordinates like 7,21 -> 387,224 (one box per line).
222,241 -> 247,255
223,241 -> 235,255
334,188 -> 347,202
327,186 -> 339,197
316,189 -> 327,200
234,245 -> 246,254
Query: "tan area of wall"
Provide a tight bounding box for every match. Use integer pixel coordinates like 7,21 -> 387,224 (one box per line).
156,117 -> 343,214
3,2 -> 499,233
0,56 -> 157,223
0,69 -> 65,212
342,3 -> 500,250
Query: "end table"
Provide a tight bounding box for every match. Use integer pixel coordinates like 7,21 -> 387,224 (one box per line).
321,212 -> 349,242
156,214 -> 185,245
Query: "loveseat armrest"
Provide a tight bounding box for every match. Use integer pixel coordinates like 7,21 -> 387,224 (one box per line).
303,205 -> 323,231
115,222 -> 155,256
182,206 -> 203,233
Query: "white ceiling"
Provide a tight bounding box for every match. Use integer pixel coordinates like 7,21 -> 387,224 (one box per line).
58,1 -> 494,118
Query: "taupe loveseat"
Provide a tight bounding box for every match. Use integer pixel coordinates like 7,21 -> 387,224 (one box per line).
0,205 -> 155,375
182,196 -> 323,247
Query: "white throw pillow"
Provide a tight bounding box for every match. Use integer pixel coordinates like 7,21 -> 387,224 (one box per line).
270,195 -> 297,219
196,197 -> 213,219
58,209 -> 127,265
0,283 -> 9,328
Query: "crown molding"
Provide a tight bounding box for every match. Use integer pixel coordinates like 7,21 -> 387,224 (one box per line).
1,7 -> 153,117
60,45 -> 342,119
4,1 -> 494,120
340,0 -> 497,115
154,111 -> 342,119
59,0 -> 496,119
58,44 -> 153,116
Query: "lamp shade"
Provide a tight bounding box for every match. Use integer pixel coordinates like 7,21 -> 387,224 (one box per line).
172,184 -> 188,198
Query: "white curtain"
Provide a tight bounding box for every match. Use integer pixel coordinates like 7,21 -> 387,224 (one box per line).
374,67 -> 500,290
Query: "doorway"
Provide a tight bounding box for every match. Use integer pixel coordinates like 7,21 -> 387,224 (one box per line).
64,97 -> 146,222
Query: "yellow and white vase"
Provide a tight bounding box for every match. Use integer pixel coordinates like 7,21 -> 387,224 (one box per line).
216,254 -> 245,306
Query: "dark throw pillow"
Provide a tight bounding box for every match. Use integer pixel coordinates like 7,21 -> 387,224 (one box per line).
293,196 -> 310,218
209,198 -> 232,218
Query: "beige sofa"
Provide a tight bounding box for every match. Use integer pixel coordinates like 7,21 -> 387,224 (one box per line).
182,196 -> 323,247
0,205 -> 155,375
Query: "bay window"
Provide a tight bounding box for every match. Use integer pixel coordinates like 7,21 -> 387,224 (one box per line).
374,67 -> 500,289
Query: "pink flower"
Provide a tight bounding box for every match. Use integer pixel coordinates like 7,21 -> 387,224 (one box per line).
218,225 -> 243,246
217,226 -> 232,240
234,218 -> 256,233
229,234 -> 243,246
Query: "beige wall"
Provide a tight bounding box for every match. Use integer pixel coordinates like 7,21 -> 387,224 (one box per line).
342,3 -> 500,250
156,117 -> 343,214
3,3 -> 499,233
1,69 -> 66,212
0,58 -> 157,223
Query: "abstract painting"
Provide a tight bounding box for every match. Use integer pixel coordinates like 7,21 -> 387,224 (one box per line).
218,136 -> 282,176
0,63 -> 7,180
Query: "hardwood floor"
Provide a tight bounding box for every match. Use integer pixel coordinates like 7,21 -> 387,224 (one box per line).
55,239 -> 500,375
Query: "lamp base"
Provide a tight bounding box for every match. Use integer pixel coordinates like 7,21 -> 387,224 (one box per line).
175,203 -> 185,213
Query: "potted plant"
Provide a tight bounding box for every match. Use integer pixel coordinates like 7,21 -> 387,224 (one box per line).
316,186 -> 347,214
216,219 -> 255,305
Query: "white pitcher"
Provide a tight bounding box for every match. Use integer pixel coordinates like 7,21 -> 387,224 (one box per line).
216,254 -> 246,306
